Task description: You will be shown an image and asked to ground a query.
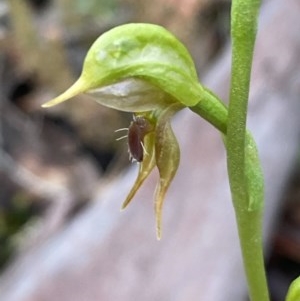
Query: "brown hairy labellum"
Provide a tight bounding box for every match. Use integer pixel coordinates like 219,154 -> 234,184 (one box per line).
128,116 -> 154,162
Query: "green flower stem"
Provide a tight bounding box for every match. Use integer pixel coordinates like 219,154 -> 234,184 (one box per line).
236,211 -> 269,301
228,0 -> 261,209
192,0 -> 269,299
190,88 -> 267,301
190,87 -> 228,134
227,0 -> 269,301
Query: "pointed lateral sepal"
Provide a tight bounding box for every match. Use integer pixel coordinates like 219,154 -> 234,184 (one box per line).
122,132 -> 156,209
154,120 -> 180,239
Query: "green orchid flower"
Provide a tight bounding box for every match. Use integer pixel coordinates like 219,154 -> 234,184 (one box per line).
43,2 -> 272,299
42,23 -> 200,238
42,23 -> 263,240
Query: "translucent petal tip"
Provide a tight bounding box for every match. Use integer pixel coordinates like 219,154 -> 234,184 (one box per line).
41,78 -> 87,108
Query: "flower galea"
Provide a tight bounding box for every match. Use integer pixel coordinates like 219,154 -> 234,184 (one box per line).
42,23 -> 203,238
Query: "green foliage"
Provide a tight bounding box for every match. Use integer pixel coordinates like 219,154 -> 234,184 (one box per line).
286,276 -> 300,301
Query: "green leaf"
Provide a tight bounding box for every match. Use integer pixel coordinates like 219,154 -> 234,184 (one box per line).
222,132 -> 264,212
245,132 -> 264,211
286,276 -> 300,301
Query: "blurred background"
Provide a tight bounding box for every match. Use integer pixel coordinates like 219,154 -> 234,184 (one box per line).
0,0 -> 299,300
